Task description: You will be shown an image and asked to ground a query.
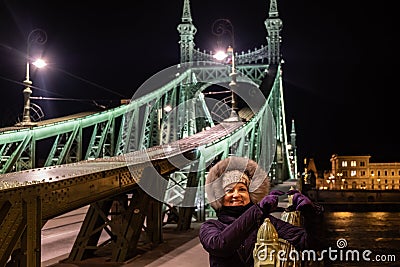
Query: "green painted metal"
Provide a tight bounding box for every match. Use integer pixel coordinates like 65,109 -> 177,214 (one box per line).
0,65 -> 273,172
266,0 -> 283,65
178,0 -> 197,63
44,128 -> 76,166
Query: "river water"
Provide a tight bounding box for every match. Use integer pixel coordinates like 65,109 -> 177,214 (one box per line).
321,211 -> 400,266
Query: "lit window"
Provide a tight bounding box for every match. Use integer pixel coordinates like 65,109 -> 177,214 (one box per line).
351,161 -> 356,167
342,161 -> 347,167
351,170 -> 357,177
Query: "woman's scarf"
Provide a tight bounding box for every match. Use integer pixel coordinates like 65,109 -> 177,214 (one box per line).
218,202 -> 254,221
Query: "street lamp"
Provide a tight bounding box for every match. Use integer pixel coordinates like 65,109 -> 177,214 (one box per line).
212,19 -> 240,122
16,29 -> 47,126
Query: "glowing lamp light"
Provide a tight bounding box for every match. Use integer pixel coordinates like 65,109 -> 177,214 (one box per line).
32,58 -> 47,68
213,50 -> 228,61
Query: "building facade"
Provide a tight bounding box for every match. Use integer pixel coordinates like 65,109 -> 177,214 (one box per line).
317,154 -> 400,190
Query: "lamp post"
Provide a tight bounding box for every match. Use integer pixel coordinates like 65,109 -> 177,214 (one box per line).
17,29 -> 47,126
212,19 -> 240,122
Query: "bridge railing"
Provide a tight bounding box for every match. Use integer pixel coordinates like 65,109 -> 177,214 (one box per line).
192,45 -> 269,65
0,63 -> 270,174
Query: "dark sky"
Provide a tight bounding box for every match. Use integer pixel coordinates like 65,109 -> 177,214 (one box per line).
0,0 -> 398,171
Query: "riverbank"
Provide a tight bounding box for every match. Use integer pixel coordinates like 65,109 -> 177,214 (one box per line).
304,188 -> 400,211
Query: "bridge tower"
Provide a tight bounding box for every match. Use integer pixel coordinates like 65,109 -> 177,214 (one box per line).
177,0 -> 197,63
265,0 -> 283,65
264,0 -> 292,183
175,0 -> 294,184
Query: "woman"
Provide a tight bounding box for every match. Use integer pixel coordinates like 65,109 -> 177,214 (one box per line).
199,156 -> 323,267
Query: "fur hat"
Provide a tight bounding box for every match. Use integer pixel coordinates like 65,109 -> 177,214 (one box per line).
205,156 -> 270,210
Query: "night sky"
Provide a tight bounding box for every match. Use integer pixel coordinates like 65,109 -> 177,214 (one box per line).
0,0 -> 398,171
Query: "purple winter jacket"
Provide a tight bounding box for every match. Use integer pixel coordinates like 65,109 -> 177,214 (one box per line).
199,204 -> 321,267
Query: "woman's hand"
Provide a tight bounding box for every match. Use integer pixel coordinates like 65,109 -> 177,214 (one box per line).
259,190 -> 285,213
287,190 -> 324,214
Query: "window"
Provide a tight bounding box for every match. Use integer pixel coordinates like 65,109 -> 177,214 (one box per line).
351,170 -> 357,177
384,171 -> 388,176
343,171 -> 348,177
352,181 -> 357,189
371,170 -> 374,176
361,181 -> 366,189
351,161 -> 357,167
342,161 -> 348,167
360,171 -> 366,176
360,161 -> 365,167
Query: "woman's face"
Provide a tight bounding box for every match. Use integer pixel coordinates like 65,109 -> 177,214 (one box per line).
222,182 -> 251,206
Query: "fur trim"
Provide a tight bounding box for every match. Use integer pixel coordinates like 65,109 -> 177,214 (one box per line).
205,156 -> 270,211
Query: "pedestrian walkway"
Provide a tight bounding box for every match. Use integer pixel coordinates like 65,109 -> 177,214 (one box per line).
45,179 -> 300,267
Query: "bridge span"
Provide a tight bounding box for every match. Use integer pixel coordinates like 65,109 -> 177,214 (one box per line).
1,121 -> 249,265
0,0 -> 296,265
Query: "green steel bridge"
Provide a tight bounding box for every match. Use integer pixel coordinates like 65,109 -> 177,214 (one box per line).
0,0 -> 297,265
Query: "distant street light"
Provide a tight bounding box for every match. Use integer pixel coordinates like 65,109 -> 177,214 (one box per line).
212,19 -> 240,122
16,29 -> 47,126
